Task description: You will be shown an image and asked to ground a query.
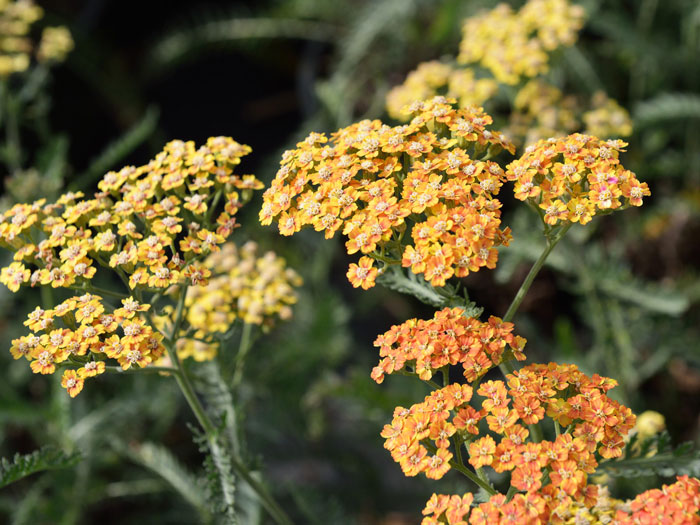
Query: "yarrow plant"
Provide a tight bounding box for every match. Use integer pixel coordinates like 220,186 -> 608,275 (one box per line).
385,0 -> 633,148
0,0 -> 73,76
262,95 -> 700,523
0,136 -> 299,524
261,97 -> 515,290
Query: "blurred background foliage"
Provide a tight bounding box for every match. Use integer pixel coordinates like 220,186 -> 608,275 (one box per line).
0,0 -> 699,523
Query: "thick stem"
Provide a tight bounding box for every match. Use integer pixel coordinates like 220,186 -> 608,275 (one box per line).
423,441 -> 496,496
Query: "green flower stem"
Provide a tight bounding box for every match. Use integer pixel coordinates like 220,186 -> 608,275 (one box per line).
497,223 -> 573,444
163,286 -> 294,525
502,223 -> 572,325
72,283 -> 128,300
423,441 -> 496,496
231,322 -> 253,390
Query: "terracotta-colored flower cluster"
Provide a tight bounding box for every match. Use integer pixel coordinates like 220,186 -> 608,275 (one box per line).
0,137 -> 261,295
371,307 -> 526,384
615,475 -> 700,524
421,476 -> 700,524
261,97 -> 514,289
457,0 -> 585,86
165,241 -> 302,362
0,0 -> 73,76
506,134 -> 650,225
382,361 -> 634,487
10,294 -> 163,397
385,61 -> 498,121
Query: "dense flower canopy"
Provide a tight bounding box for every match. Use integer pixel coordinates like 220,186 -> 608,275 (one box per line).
261,97 -> 515,289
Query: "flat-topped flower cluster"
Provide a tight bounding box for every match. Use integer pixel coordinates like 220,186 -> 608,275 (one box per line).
162,241 -> 302,362
385,0 -> 632,148
0,136 -> 276,396
422,475 -> 700,524
506,134 -> 650,225
11,294 -> 161,397
1,137 -> 261,294
371,307 -> 526,384
261,97 -> 514,289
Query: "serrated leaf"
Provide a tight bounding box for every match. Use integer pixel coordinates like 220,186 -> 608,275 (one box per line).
598,435 -> 700,479
0,447 -> 80,489
376,266 -> 482,317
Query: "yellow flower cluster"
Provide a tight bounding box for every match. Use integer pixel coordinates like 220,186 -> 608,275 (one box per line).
506,79 -> 580,147
582,92 -> 634,139
261,97 -> 514,289
37,25 -> 73,63
386,61 -> 498,121
506,134 -> 650,225
386,1 -> 632,147
507,84 -> 634,147
0,0 -> 71,76
0,137 -> 261,295
166,241 -> 302,362
10,294 -> 163,397
457,0 -> 585,85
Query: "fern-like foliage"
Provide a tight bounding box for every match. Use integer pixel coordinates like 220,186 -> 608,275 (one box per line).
597,431 -> 700,478
0,447 -> 80,489
191,425 -> 238,525
377,265 -> 482,316
112,439 -> 211,522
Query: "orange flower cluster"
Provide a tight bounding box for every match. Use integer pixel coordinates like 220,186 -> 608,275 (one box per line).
381,383 -> 473,480
506,134 -> 650,225
615,476 -> 700,524
421,476 -> 700,524
0,137 -> 262,294
10,294 -> 164,397
371,307 -> 526,384
260,97 -> 515,289
381,362 -> 634,486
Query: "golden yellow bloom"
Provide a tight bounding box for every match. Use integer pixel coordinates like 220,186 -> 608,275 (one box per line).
262,97 -> 514,289
156,241 -> 301,362
457,0 -> 585,85
36,25 -> 73,63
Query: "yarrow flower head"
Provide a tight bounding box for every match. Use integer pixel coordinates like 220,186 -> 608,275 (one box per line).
386,61 -> 498,121
371,307 -> 526,384
0,137 -> 261,295
457,0 -> 585,85
381,360 -> 635,486
11,294 -> 163,397
0,0 -> 72,76
1,137 -> 266,396
156,241 -> 302,362
506,134 -> 650,225
261,97 -> 515,289
421,476 -> 700,524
